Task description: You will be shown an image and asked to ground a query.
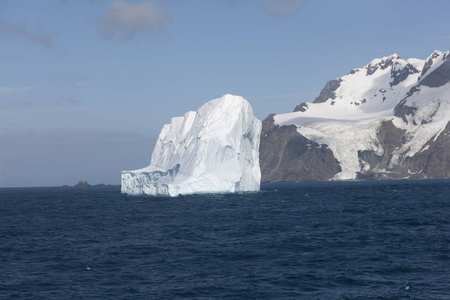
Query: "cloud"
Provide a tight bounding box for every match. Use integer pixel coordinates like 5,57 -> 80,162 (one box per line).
99,1 -> 172,41
0,20 -> 52,48
263,0 -> 308,18
0,86 -> 36,94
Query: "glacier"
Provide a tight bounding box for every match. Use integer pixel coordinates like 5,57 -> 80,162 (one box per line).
121,94 -> 262,197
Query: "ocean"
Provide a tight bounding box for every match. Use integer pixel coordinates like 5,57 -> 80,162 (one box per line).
1,180 -> 449,299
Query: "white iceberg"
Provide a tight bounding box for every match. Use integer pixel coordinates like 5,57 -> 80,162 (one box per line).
121,94 -> 262,196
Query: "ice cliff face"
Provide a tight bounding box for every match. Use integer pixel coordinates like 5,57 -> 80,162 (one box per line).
122,94 -> 262,196
261,50 -> 450,181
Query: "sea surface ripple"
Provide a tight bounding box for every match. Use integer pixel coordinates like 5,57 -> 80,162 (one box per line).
1,180 -> 449,299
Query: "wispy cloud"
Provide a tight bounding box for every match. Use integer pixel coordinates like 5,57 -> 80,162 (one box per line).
0,86 -> 36,94
262,0 -> 308,18
99,1 -> 172,41
0,20 -> 53,48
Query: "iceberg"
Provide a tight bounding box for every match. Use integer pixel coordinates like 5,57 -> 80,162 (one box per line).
121,94 -> 262,196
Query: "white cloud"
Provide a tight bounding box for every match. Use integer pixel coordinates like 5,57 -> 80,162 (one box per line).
99,1 -> 172,41
263,0 -> 308,18
0,86 -> 36,94
0,20 -> 52,48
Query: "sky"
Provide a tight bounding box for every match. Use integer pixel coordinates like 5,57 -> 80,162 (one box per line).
1,0 -> 450,187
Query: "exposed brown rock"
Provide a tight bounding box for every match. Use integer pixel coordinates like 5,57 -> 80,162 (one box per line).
293,102 -> 308,112
408,121 -> 450,178
357,120 -> 406,179
259,114 -> 341,182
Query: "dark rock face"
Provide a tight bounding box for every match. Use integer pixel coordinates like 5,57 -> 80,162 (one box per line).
356,120 -> 406,180
367,56 -> 397,76
418,52 -> 441,81
393,54 -> 450,123
313,79 -> 342,103
420,57 -> 450,87
405,121 -> 450,178
293,102 -> 308,112
259,115 -> 341,182
394,98 -> 418,124
357,121 -> 450,180
390,63 -> 419,87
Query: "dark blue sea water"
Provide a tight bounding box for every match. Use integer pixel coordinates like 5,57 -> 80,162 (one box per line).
1,180 -> 449,299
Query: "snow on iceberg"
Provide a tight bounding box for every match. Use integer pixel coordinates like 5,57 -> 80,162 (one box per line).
121,94 -> 262,196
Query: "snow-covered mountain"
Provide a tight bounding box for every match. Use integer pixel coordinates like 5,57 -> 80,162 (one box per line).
260,50 -> 450,181
122,94 -> 261,196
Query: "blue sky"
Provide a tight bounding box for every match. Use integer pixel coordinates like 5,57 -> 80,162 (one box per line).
1,0 -> 450,187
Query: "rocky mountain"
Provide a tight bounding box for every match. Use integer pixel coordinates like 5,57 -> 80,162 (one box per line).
260,50 -> 450,181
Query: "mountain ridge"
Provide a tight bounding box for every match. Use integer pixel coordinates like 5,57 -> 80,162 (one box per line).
260,50 -> 450,182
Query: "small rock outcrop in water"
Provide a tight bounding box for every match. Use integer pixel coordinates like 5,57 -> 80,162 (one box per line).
121,94 -> 262,197
260,50 -> 450,181
74,180 -> 91,187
